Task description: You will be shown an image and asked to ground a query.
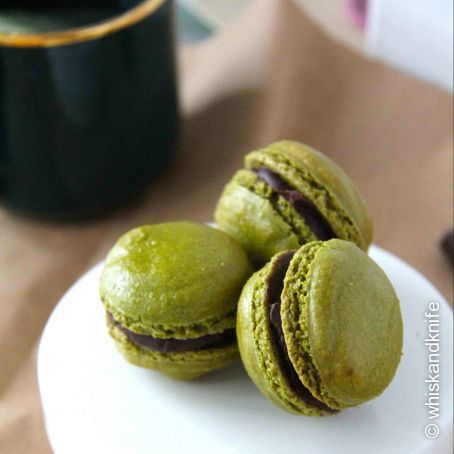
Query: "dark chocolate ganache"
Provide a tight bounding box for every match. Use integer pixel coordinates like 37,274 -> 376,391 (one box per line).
254,168 -> 337,241
266,251 -> 336,412
107,312 -> 235,354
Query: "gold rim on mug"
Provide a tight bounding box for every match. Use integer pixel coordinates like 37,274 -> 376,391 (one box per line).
0,0 -> 167,48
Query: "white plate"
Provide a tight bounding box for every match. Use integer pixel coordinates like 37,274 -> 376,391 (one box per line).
38,246 -> 453,454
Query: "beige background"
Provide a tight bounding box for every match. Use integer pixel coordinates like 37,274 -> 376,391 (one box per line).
183,0 -> 363,49
0,1 -> 452,452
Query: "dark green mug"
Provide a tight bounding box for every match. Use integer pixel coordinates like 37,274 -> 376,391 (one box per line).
0,0 -> 178,220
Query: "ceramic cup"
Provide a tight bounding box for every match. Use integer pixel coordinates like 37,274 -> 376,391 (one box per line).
0,0 -> 178,220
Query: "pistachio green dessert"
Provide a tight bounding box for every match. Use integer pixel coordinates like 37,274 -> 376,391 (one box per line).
237,239 -> 403,415
215,141 -> 373,266
100,222 -> 251,380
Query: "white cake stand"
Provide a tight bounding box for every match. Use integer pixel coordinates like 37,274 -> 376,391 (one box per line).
38,246 -> 453,454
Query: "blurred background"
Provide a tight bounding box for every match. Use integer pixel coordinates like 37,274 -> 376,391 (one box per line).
177,0 -> 453,90
0,0 -> 452,452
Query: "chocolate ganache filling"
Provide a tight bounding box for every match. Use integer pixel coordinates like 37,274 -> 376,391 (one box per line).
107,312 -> 235,354
266,251 -> 336,412
254,168 -> 337,241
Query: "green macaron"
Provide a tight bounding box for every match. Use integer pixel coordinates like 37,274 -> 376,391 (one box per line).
100,222 -> 251,380
215,141 -> 373,267
237,239 -> 403,415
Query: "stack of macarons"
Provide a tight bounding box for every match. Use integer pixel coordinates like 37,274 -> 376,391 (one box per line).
100,140 -> 403,416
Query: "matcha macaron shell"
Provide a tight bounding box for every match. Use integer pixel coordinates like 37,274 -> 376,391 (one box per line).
100,222 -> 251,379
215,141 -> 373,266
236,251 -> 335,416
237,239 -> 403,415
107,319 -> 238,380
